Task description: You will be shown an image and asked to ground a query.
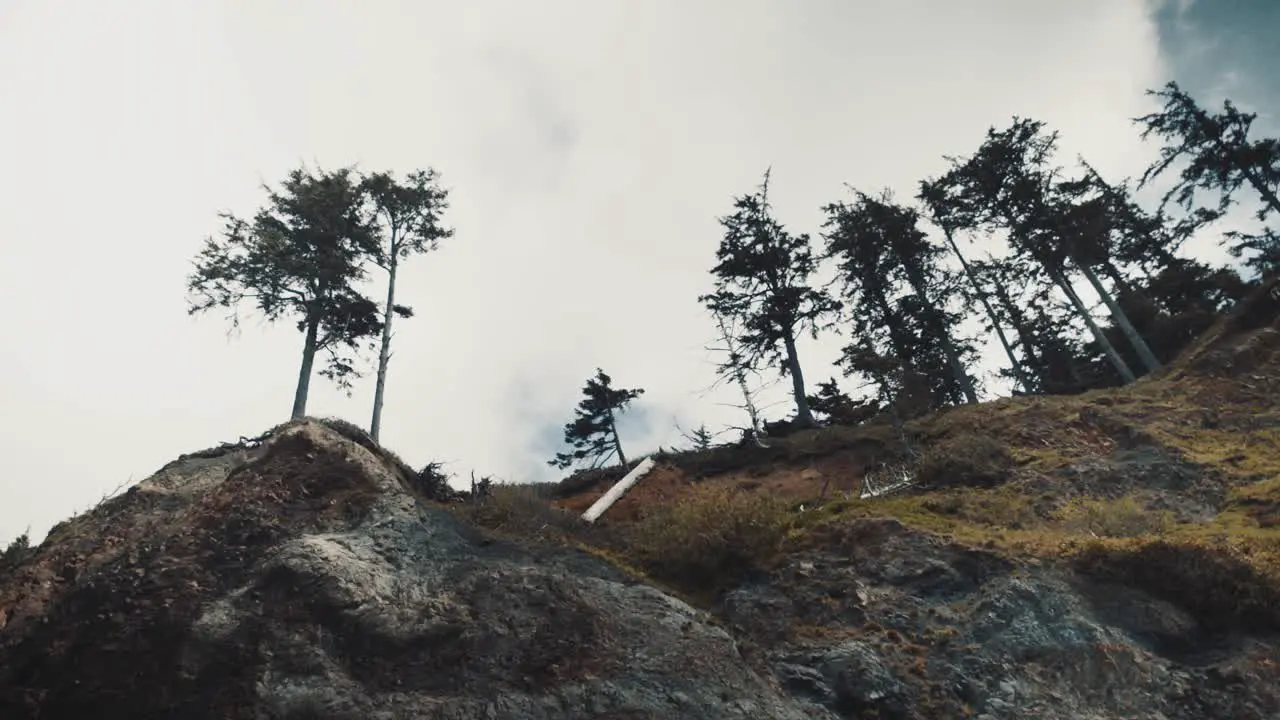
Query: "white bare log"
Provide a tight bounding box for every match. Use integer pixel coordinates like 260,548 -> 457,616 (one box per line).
582,457 -> 657,524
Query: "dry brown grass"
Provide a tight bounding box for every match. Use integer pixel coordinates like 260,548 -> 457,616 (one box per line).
1053,496 -> 1175,538
913,433 -> 1015,489
626,484 -> 794,599
1070,535 -> 1280,632
457,483 -> 588,546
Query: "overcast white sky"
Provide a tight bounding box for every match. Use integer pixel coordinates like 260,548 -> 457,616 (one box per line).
1,0 -> 1273,544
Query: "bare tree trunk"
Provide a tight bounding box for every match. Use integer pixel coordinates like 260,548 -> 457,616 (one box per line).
369,260 -> 398,442
941,230 -> 1032,394
292,315 -> 320,419
715,313 -> 764,440
607,407 -> 628,466
1053,268 -> 1137,384
783,331 -> 816,427
1072,258 -> 1161,374
989,279 -> 1046,384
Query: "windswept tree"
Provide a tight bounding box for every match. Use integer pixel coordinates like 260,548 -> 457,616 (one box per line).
822,189 -> 980,406
549,368 -> 645,470
918,177 -> 1033,394
929,118 -> 1159,383
361,169 -> 453,442
700,169 -> 839,428
1135,81 -> 1280,277
187,166 -> 383,418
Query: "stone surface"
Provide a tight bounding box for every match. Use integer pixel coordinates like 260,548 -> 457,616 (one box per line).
0,422 -> 815,720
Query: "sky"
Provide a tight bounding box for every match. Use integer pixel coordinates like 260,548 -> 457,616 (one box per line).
1,0 -> 1276,544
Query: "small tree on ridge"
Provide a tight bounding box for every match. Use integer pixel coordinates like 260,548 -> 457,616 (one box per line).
549,368 -> 645,470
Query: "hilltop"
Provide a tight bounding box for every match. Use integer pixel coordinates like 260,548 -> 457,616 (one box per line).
0,278 -> 1277,719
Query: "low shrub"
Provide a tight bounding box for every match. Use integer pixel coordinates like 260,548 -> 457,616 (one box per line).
460,483 -> 584,544
1055,496 -> 1174,538
626,486 -> 793,597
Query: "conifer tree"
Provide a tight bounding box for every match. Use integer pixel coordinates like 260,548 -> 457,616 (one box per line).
822,189 -> 980,405
187,166 -> 383,418
700,169 -> 839,428
1135,81 -> 1280,277
549,369 -> 645,470
360,169 -> 453,442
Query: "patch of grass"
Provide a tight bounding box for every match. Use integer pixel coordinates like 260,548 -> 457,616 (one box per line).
1053,496 -> 1175,538
913,434 -> 1015,489
457,483 -> 586,545
1158,427 -> 1280,482
626,485 -> 793,600
1070,535 -> 1280,632
1222,476 -> 1280,529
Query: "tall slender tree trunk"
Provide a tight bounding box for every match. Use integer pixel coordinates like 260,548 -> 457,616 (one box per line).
369,260 -> 399,442
941,230 -> 1032,394
292,314 -> 321,419
783,331 -> 815,427
989,279 -> 1046,385
902,263 -> 979,404
715,312 -> 764,441
607,408 -> 628,466
1052,268 -> 1137,384
1072,257 -> 1161,373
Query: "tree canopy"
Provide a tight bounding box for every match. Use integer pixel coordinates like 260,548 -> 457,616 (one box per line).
549,369 -> 645,470
187,165 -> 384,417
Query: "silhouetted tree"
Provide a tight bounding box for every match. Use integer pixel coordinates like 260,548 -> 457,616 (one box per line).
919,179 -> 1033,394
549,368 -> 645,470
700,169 -> 839,428
360,169 -> 453,443
929,118 -> 1156,383
1135,81 -> 1280,276
187,166 -> 383,418
677,423 -> 716,452
706,310 -> 768,443
807,377 -> 879,426
823,189 -> 980,405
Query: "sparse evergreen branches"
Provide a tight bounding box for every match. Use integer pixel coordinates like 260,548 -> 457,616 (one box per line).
699,169 -> 839,427
186,166 -> 384,418
549,369 -> 645,470
822,188 -> 980,406
1135,82 -> 1280,277
361,168 -> 454,442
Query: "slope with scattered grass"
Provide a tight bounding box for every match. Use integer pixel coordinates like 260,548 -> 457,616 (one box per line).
458,277 -> 1280,719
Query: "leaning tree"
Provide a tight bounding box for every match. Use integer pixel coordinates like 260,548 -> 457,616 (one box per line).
700,169 -> 839,428
549,368 -> 645,470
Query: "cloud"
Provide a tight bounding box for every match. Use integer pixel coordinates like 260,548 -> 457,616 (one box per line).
2,0 -> 1265,544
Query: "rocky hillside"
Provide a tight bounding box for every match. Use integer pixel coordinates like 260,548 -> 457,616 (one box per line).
1,280 -> 1278,719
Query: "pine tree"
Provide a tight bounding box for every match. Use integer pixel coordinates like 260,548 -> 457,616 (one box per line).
360,169 -> 453,442
187,166 -> 383,418
822,189 -> 980,406
700,169 -> 839,428
1135,81 -> 1280,276
549,369 -> 645,470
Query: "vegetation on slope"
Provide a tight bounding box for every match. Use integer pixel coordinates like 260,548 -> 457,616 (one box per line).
455,282 -> 1280,628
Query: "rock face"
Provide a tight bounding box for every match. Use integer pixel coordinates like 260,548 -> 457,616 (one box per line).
720,517 -> 1280,720
3,418 -> 1279,720
0,422 -> 817,719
